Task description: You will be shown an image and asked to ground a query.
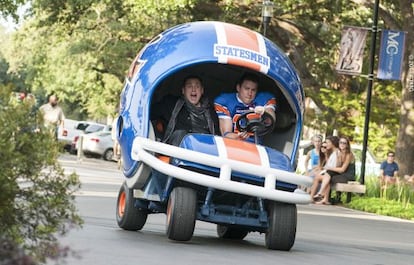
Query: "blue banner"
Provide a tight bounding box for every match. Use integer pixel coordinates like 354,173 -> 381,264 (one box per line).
378,30 -> 406,80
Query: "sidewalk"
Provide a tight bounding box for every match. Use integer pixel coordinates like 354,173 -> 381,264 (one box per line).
298,204 -> 414,223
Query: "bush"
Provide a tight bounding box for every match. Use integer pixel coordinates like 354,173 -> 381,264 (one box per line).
0,87 -> 82,264
365,177 -> 414,205
346,176 -> 414,220
348,197 -> 414,220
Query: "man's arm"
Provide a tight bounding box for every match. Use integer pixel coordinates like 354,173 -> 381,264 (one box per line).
219,118 -> 244,139
393,163 -> 399,177
58,109 -> 65,135
379,161 -> 386,177
255,92 -> 276,121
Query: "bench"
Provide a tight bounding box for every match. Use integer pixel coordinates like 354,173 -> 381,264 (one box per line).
331,181 -> 366,203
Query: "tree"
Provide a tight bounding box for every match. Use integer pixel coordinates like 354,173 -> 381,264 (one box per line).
0,86 -> 82,263
395,0 -> 414,176
0,0 -> 27,21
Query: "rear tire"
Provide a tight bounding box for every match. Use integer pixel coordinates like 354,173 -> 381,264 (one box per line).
265,202 -> 297,251
103,148 -> 114,161
217,225 -> 248,240
166,187 -> 197,241
116,182 -> 147,231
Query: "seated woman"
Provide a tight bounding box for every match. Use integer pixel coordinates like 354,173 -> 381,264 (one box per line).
330,137 -> 356,185
310,136 -> 339,204
304,134 -> 323,178
151,75 -> 220,146
303,140 -> 328,193
312,136 -> 355,205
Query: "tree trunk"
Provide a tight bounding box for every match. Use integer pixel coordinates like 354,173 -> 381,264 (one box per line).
395,0 -> 414,176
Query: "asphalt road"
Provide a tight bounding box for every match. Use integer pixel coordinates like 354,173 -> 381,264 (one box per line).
54,154 -> 414,265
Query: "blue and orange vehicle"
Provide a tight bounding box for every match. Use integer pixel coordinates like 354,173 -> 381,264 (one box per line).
115,21 -> 312,250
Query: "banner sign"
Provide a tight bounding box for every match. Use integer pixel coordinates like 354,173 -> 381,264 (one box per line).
377,30 -> 406,80
336,26 -> 368,75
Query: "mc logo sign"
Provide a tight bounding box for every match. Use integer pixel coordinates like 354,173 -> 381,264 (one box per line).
385,31 -> 401,55
378,30 -> 406,80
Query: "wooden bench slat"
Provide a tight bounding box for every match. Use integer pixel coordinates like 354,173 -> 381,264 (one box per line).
334,183 -> 366,193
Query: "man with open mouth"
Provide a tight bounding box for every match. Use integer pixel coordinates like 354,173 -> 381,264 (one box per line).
151,75 -> 220,146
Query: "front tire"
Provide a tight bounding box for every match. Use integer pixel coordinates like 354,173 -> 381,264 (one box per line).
217,225 -> 248,240
116,182 -> 148,231
166,187 -> 197,241
265,202 -> 297,251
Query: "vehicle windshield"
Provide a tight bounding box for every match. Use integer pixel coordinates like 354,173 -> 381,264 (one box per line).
85,124 -> 105,133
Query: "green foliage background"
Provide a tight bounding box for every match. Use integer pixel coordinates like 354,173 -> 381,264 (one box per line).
0,1 -> 413,170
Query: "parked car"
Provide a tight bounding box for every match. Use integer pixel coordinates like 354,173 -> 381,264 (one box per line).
69,122 -> 111,154
296,140 -> 380,178
58,119 -> 84,151
80,131 -> 114,161
351,144 -> 381,177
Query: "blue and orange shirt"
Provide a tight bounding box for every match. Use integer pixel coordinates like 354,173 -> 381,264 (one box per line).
214,92 -> 276,141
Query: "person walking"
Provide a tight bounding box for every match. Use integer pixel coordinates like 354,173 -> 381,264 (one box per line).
39,94 -> 65,140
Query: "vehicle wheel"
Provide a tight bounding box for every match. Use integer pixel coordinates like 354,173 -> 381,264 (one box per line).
217,225 -> 248,240
103,148 -> 114,161
265,202 -> 297,251
116,182 -> 147,231
166,187 -> 197,241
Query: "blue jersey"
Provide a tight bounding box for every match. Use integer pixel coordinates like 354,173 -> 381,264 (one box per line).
214,92 -> 276,142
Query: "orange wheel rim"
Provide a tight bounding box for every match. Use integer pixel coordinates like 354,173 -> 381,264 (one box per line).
118,192 -> 126,217
166,198 -> 172,224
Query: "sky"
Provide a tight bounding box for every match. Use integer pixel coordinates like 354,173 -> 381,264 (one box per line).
0,3 -> 30,32
0,16 -> 18,32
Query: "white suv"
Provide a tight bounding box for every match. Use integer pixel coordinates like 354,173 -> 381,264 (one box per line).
68,121 -> 111,154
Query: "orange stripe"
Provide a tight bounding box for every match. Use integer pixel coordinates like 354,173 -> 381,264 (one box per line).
214,104 -> 230,116
157,155 -> 170,163
223,24 -> 261,71
227,58 -> 261,71
222,137 -> 261,165
267,98 -> 277,105
224,24 -> 259,51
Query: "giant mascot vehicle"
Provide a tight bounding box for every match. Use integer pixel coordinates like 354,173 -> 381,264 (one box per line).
115,21 -> 312,251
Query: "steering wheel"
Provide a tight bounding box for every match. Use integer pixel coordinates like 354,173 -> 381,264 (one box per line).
235,110 -> 275,138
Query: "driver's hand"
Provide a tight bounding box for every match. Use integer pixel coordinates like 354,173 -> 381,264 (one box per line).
224,131 -> 249,140
237,131 -> 249,140
254,106 -> 265,115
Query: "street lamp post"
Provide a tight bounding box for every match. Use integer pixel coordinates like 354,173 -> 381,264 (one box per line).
262,0 -> 274,37
360,0 -> 380,185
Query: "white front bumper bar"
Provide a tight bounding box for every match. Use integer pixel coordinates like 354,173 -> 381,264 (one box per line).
131,137 -> 312,204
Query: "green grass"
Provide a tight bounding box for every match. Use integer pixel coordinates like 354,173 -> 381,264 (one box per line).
348,197 -> 414,220
339,177 -> 414,220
